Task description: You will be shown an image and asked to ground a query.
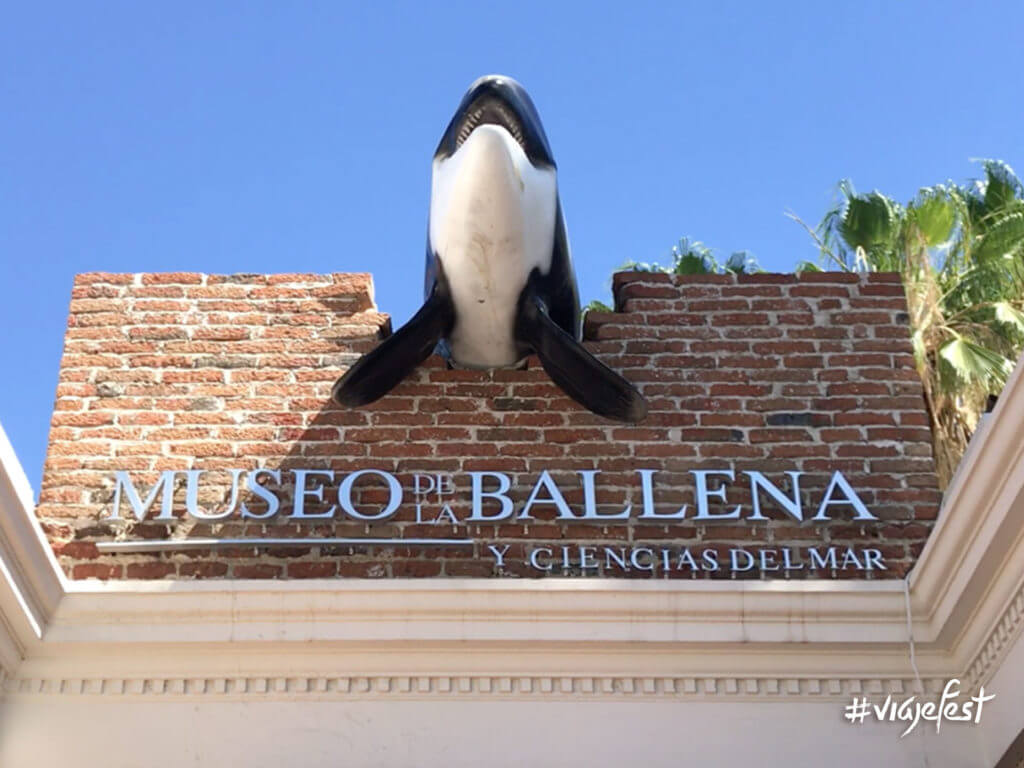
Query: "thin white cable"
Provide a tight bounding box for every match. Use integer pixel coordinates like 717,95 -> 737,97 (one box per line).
904,576 -> 932,768
904,577 -> 925,694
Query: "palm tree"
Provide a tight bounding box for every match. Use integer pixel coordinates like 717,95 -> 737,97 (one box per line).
583,239 -> 761,314
795,161 -> 1024,488
623,237 -> 761,276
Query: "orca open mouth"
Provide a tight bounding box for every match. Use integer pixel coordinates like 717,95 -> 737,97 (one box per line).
434,76 -> 554,168
455,98 -> 526,151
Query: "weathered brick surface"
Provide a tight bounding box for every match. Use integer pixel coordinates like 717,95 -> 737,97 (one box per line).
38,271 -> 941,580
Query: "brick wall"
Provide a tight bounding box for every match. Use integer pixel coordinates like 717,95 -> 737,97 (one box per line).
37,271 -> 941,580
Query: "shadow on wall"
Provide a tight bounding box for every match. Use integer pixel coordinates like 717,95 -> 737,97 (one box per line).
46,272 -> 941,580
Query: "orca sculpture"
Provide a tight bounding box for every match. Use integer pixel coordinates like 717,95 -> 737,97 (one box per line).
332,75 -> 647,423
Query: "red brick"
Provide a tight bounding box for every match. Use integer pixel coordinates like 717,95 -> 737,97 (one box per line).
796,272 -> 861,283
75,272 -> 135,285
834,412 -> 896,426
180,562 -> 230,578
141,272 -> 204,285
392,560 -> 443,577
828,383 -> 890,396
790,285 -> 851,297
71,563 -> 123,580
672,274 -> 733,285
736,273 -> 797,284
748,428 -> 813,443
866,272 -> 903,283
233,564 -> 284,578
126,562 -> 177,579
53,540 -> 99,558
714,312 -> 771,326
287,561 -> 339,578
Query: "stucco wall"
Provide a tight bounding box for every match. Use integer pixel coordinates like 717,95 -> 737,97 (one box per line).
0,694 -> 988,768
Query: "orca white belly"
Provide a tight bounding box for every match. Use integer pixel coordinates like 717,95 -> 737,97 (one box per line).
429,124 -> 557,367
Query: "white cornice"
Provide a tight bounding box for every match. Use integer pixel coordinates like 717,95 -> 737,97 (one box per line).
10,577 -> 958,697
0,422 -> 64,676
53,578 -> 915,645
2,671 -> 950,702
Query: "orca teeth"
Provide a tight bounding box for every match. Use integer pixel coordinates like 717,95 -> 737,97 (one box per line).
455,102 -> 526,151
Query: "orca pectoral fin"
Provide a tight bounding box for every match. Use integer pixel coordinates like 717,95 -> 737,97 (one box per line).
516,293 -> 648,423
332,286 -> 454,407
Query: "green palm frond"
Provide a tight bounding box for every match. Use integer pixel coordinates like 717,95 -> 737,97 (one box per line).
839,192 -> 900,255
980,159 -> 1023,213
721,250 -> 760,274
910,187 -> 957,248
993,301 -> 1024,332
673,252 -> 710,274
937,335 -> 1014,390
973,209 -> 1024,263
942,256 -> 1020,313
582,299 -> 613,314
624,238 -> 764,278
795,260 -> 823,273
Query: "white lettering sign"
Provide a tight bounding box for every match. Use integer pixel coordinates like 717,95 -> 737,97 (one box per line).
106,466 -> 878,525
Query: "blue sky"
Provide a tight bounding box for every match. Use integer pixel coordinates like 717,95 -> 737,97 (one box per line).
2,1 -> 1022,492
